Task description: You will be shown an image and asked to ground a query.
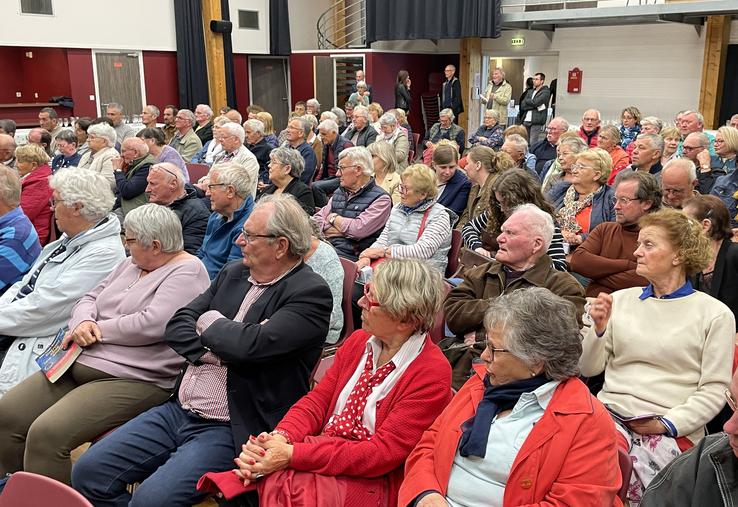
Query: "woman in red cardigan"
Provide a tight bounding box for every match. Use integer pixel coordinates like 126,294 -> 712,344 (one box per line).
399,287 -> 623,507
16,144 -> 53,245
197,258 -> 452,505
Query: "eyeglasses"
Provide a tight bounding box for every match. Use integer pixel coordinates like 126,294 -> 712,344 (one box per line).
663,188 -> 686,196
50,197 -> 68,207
362,283 -> 381,308
486,343 -> 510,361
614,196 -> 641,206
571,163 -> 596,172
336,164 -> 360,173
725,389 -> 737,412
239,230 -> 277,244
398,183 -> 413,194
207,183 -> 227,190
682,145 -> 702,152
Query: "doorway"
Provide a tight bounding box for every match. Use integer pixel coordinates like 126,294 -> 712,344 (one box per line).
93,51 -> 145,118
250,57 -> 290,132
313,54 -> 365,112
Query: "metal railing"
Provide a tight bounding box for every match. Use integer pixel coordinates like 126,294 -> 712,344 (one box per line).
317,0 -> 367,50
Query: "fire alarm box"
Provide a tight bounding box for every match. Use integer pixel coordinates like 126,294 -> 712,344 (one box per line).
567,68 -> 583,93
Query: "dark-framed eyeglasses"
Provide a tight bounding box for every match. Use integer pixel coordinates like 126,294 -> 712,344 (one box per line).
486,343 -> 510,361
239,230 -> 277,244
336,164 -> 360,173
614,196 -> 641,206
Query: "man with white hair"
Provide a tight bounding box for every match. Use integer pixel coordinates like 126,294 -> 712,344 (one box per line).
627,133 -> 664,176
578,109 -> 601,148
113,137 -> 156,217
481,67 -> 512,127
283,116 -> 317,184
342,106 -> 378,148
0,165 -> 41,294
146,163 -> 210,254
194,104 -> 214,145
0,134 -> 17,169
660,158 -> 699,209
423,108 -> 465,154
351,69 -> 372,101
306,98 -> 321,116
140,105 -> 160,131
313,146 -> 392,260
243,119 -> 271,187
312,119 -> 354,206
501,134 -> 539,180
212,122 -> 259,199
443,203 -> 586,388
169,109 -> 203,163
531,116 -> 568,175
677,110 -> 715,156
106,102 -> 135,144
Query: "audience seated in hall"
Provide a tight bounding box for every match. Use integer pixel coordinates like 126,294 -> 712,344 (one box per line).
77,123 -> 119,191
71,195 -> 333,507
597,125 -> 631,185
198,259 -> 451,506
211,122 -> 259,199
456,146 -> 514,231
376,112 -> 410,171
343,105 -> 378,148
146,162 -> 210,254
531,116 -> 569,176
243,118 -> 272,187
0,168 -> 125,396
193,104 -> 214,145
710,126 -> 738,226
190,115 -> 230,166
313,146 -> 392,261
74,117 -> 92,157
423,108 -> 466,159
257,146 -> 315,216
0,165 -> 41,295
137,127 -> 190,182
500,134 -> 539,180
282,116 -> 318,184
161,105 -> 178,145
366,140 -> 401,205
582,209 -> 735,503
38,107 -> 67,154
569,170 -> 660,296
311,119 -> 354,206
431,142 -> 471,218
50,129 -> 82,172
0,204 -> 210,486
139,104 -> 159,131
661,158 -> 699,209
197,161 -> 255,279
541,135 -> 588,204
169,108 -> 203,163
113,137 -> 156,219
444,204 -> 585,389
400,288 -> 621,507
15,144 -> 53,245
27,127 -> 53,157
469,109 -> 504,151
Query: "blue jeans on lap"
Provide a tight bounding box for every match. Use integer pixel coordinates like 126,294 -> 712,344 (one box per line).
71,399 -> 235,507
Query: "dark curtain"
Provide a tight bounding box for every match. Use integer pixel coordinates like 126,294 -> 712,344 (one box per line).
269,0 -> 291,56
366,0 -> 501,44
719,45 -> 737,127
173,0 -> 210,108
220,0 -> 237,109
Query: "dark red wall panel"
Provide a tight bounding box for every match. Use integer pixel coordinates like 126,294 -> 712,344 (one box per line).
289,54 -> 314,107
233,54 -> 249,113
21,48 -> 71,103
0,47 -> 25,103
67,49 -> 97,117
143,51 -> 179,111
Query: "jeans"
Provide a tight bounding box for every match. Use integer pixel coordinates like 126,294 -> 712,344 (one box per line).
72,400 -> 235,507
312,177 -> 341,208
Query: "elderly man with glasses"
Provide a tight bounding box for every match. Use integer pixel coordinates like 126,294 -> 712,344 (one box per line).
169,109 -> 203,163
313,146 -> 392,261
661,159 -> 699,210
531,116 -> 569,175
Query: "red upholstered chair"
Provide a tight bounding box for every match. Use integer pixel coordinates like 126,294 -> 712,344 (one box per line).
617,448 -> 633,503
0,471 -> 93,507
186,163 -> 210,183
445,229 -> 462,278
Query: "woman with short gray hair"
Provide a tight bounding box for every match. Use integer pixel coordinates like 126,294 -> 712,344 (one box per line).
257,147 -> 315,215
0,167 -> 126,396
400,286 -> 621,507
77,123 -> 119,191
377,112 -> 410,170
469,108 -> 504,150
0,203 -> 210,484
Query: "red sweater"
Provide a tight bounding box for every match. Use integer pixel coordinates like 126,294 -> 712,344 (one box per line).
399,365 -> 623,507
20,164 -> 53,246
569,221 -> 647,297
275,330 -> 452,504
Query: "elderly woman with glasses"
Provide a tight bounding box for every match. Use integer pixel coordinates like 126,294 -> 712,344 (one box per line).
554,147 -> 616,248
0,204 -> 210,485
584,209 -> 735,503
469,109 -> 504,150
377,113 -> 410,171
77,123 -> 119,191
0,168 -> 125,396
198,259 -> 452,506
51,129 -> 82,172
400,287 -> 621,507
257,147 -> 315,215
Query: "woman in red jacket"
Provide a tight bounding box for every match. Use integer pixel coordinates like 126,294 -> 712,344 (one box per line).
198,258 -> 453,506
399,287 -> 623,507
16,144 -> 53,245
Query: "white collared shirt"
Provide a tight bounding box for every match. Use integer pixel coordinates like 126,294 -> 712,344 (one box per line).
326,332 -> 426,435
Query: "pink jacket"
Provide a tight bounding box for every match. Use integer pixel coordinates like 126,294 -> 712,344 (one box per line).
399,365 -> 623,507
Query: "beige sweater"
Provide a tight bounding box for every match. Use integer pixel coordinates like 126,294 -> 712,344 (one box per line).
581,286 -> 735,442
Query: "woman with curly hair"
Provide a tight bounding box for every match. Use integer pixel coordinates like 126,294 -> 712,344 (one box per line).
619,106 -> 642,150
583,208 -> 735,503
461,168 -> 568,271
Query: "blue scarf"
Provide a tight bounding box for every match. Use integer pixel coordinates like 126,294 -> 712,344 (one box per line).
459,373 -> 550,458
398,199 -> 431,215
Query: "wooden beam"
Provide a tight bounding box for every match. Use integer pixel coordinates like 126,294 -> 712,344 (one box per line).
201,0 -> 227,110
698,15 -> 730,129
459,38 -> 482,142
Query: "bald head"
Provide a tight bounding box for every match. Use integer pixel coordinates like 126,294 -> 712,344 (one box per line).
225,109 -> 243,124
661,159 -> 697,209
0,134 -> 16,164
146,163 -> 185,205
121,137 -> 149,161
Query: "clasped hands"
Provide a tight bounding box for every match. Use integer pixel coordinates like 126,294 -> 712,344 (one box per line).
233,432 -> 293,486
61,320 -> 102,349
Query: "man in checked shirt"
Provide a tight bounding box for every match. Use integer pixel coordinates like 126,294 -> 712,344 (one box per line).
72,194 -> 333,507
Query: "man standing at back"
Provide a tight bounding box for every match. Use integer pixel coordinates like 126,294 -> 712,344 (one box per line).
519,73 -> 551,144
106,102 -> 135,144
38,107 -> 66,154
440,65 -> 464,121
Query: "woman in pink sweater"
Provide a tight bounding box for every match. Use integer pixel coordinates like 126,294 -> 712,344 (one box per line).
0,204 -> 210,485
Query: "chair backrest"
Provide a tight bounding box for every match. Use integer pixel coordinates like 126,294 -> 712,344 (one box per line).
310,354 -> 335,387
338,257 -> 358,344
48,209 -> 58,243
445,229 -> 462,278
0,471 -> 93,507
617,449 -> 633,502
429,281 -> 453,344
186,163 -> 210,183
412,132 -> 420,153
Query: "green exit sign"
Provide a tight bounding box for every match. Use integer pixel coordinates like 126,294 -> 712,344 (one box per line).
511,37 -> 525,46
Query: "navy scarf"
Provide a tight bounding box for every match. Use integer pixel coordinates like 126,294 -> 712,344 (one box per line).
459,373 -> 550,458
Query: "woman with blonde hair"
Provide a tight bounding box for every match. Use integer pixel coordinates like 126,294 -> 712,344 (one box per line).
584,208 -> 735,503
456,146 -> 514,230
554,147 -> 615,247
367,140 -> 401,204
596,125 -> 631,184
661,126 -> 680,166
15,144 -> 53,245
255,111 -> 278,148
